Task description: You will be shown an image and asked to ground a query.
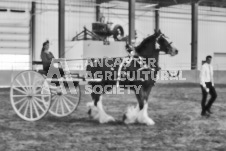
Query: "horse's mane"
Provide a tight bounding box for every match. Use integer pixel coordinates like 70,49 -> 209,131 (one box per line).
135,34 -> 156,51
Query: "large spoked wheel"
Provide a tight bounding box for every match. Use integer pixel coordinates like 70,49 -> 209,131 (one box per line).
48,82 -> 81,117
10,70 -> 51,121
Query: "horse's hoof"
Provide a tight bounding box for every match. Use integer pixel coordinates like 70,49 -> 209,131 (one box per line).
122,114 -> 127,122
145,118 -> 155,126
86,102 -> 94,107
123,114 -> 135,124
99,116 -> 115,123
146,121 -> 155,126
87,109 -> 91,116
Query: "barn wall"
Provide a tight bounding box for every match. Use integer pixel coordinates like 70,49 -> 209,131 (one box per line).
1,1 -> 226,70
0,1 -> 31,70
157,70 -> 226,84
34,0 -> 96,61
159,5 -> 226,70
159,5 -> 192,70
198,7 -> 226,70
1,1 -> 226,87
105,4 -> 226,71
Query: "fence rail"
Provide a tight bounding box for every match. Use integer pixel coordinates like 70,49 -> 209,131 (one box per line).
1,61 -> 226,71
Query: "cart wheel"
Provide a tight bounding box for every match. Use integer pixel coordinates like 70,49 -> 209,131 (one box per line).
48,83 -> 81,117
10,70 -> 51,121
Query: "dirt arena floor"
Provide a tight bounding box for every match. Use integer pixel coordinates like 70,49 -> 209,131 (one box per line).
0,83 -> 226,151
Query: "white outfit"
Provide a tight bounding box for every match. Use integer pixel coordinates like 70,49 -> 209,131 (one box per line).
200,63 -> 214,87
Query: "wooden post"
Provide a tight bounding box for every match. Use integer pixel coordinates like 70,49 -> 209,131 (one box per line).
59,0 -> 65,58
30,2 -> 36,69
155,9 -> 159,31
129,0 -> 135,44
191,2 -> 198,70
96,0 -> 101,22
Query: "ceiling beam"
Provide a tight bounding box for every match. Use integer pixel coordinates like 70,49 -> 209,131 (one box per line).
102,0 -> 192,8
157,0 -> 193,7
101,0 -> 226,8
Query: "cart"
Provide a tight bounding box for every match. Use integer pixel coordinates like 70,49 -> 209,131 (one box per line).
10,59 -> 84,121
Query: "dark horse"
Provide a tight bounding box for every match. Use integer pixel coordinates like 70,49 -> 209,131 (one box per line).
86,30 -> 178,125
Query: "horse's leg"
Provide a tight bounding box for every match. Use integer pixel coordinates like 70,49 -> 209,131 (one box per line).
87,92 -> 115,123
123,86 -> 144,124
123,100 -> 140,124
87,92 -> 99,120
136,86 -> 155,125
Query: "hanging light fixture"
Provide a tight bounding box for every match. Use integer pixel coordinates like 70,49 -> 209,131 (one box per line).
144,4 -> 158,8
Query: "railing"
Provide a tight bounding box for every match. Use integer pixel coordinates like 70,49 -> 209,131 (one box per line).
0,62 -> 29,70
1,61 -> 226,71
158,63 -> 226,71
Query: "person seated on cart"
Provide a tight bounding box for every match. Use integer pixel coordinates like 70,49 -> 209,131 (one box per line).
40,40 -> 64,78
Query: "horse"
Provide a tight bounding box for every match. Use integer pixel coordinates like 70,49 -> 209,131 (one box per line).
86,29 -> 178,125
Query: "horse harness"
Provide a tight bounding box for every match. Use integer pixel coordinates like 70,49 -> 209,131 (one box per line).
116,55 -> 156,87
116,34 -> 165,87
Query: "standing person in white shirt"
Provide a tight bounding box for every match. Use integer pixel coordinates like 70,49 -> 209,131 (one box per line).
200,55 -> 217,117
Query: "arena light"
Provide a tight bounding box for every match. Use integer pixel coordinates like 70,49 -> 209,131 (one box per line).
144,4 -> 158,8
95,2 -> 117,8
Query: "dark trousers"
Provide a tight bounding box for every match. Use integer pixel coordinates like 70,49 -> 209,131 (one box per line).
200,82 -> 217,113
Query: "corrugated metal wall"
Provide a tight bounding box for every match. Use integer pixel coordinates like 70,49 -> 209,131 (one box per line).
0,0 -> 226,70
0,1 -> 31,70
198,7 -> 226,70
34,0 -> 96,61
159,5 -> 192,70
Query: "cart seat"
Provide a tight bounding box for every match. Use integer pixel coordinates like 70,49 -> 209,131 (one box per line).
32,61 -> 47,75
38,70 -> 47,76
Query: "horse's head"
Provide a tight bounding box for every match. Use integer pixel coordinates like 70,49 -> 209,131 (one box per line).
155,29 -> 178,56
135,30 -> 178,59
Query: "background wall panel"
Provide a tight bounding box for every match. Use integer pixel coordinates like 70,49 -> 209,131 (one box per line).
0,1 -> 226,72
